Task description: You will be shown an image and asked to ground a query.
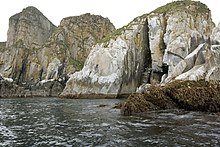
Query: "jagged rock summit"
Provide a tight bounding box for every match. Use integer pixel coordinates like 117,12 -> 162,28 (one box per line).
61,0 -> 215,98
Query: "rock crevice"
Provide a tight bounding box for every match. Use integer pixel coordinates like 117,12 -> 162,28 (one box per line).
61,0 -> 215,98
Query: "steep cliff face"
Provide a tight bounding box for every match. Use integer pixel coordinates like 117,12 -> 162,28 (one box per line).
36,13 -> 115,80
0,8 -> 115,87
61,17 -> 148,97
0,42 -> 6,50
211,23 -> 220,44
147,1 -> 214,84
61,0 -> 214,98
172,43 -> 220,81
6,6 -> 56,48
0,42 -> 7,70
59,13 -> 115,63
0,6 -> 57,84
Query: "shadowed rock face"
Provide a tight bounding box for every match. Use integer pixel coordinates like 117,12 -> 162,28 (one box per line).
211,23 -> 220,45
0,75 -> 25,98
61,0 -> 214,98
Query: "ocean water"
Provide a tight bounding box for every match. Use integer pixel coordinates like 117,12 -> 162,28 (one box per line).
0,97 -> 220,146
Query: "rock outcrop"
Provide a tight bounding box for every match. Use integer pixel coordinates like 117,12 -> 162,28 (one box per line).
60,16 -> 148,98
6,6 -> 56,48
0,42 -> 6,50
0,7 -> 115,97
61,0 -> 214,98
211,22 -> 220,44
121,80 -> 220,115
0,75 -> 25,97
0,74 -> 63,97
170,43 -> 220,81
0,6 -> 57,83
1,1 -> 220,99
39,13 -> 115,79
147,1 -> 214,84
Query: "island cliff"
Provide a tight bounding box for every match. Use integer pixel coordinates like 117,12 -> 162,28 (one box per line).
60,0 -> 215,98
0,6 -> 115,97
1,1 -> 220,115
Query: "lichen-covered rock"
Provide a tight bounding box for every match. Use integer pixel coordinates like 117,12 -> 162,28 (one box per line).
0,42 -> 6,50
147,1 -> 214,83
0,7 -> 115,97
58,13 -> 115,63
61,0 -> 214,98
0,6 -> 57,84
36,13 -> 115,80
6,6 -> 56,48
0,8 -> 115,89
60,16 -> 148,98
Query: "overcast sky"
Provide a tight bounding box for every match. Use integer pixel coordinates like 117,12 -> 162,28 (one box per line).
0,0 -> 219,41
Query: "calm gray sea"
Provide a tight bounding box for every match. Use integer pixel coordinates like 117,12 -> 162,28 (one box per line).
0,97 -> 220,146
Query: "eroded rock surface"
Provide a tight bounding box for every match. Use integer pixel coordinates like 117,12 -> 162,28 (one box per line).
61,16 -> 148,98
61,0 -> 214,98
0,7 -> 115,97
6,6 -> 56,48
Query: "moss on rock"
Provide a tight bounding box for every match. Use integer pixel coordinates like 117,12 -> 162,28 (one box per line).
151,0 -> 209,15
121,80 -> 220,115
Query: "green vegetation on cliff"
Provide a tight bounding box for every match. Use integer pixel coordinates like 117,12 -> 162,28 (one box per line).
151,0 -> 209,14
99,0 -> 209,45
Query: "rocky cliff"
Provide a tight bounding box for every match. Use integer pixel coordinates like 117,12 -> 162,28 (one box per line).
0,7 -> 115,97
0,6 -> 57,84
61,16 -> 148,98
211,23 -> 220,45
61,0 -> 215,98
40,13 -> 115,78
1,1 -> 220,99
6,6 -> 56,48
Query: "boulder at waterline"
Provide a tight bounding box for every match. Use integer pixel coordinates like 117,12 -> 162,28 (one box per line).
121,80 -> 220,115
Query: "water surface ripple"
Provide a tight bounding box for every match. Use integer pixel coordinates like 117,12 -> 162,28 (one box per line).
0,98 -> 220,146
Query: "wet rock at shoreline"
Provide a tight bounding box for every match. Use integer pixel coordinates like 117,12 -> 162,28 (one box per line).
121,80 -> 220,115
0,76 -> 25,98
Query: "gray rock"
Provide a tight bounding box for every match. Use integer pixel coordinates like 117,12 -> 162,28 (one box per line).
0,9 -> 115,94
6,6 -> 56,48
61,17 -> 147,97
211,23 -> 220,44
173,45 -> 220,81
61,0 -> 214,97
